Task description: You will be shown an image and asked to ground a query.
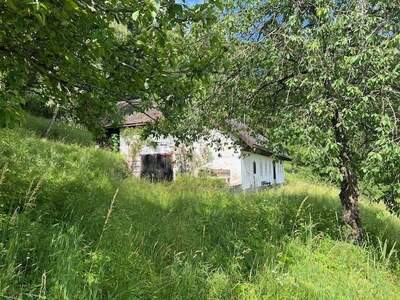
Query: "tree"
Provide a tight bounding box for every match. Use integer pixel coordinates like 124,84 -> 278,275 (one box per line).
0,0 -> 225,135
191,0 -> 400,242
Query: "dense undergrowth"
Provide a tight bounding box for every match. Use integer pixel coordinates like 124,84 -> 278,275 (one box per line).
0,127 -> 400,299
18,114 -> 95,146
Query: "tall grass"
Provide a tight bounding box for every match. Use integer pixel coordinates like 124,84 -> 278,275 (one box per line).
0,127 -> 400,299
18,113 -> 95,146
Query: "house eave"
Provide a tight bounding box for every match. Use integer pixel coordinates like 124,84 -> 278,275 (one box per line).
242,145 -> 292,161
104,122 -> 150,129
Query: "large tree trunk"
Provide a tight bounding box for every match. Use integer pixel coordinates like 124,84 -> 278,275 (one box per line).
333,110 -> 363,244
338,150 -> 363,244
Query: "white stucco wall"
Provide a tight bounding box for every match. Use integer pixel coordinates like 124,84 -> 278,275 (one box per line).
193,132 -> 242,186
241,152 -> 285,189
119,129 -> 176,176
120,129 -> 175,156
119,130 -> 130,157
140,136 -> 175,155
119,128 -> 286,188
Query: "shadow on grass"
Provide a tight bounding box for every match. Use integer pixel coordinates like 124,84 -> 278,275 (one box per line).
93,178 -> 400,298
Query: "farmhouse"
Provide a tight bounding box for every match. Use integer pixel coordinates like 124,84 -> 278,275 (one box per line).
106,101 -> 291,189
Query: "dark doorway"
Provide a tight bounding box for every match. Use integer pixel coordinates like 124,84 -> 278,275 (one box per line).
141,154 -> 173,182
100,127 -> 120,151
273,161 -> 276,181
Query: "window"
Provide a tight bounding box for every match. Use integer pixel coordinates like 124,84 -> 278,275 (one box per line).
253,161 -> 256,174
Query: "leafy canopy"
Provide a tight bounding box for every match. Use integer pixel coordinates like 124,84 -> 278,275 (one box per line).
196,0 -> 399,195
175,0 -> 400,227
0,0 -> 225,135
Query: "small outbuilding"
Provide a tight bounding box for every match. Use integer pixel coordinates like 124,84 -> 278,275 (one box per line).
106,101 -> 291,189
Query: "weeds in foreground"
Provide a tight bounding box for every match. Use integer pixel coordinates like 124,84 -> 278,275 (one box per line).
0,128 -> 400,299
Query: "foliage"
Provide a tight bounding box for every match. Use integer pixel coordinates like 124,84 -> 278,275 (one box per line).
120,127 -> 146,157
0,0 -> 225,136
19,113 -> 95,146
0,128 -> 400,298
189,0 -> 400,237
362,120 -> 400,214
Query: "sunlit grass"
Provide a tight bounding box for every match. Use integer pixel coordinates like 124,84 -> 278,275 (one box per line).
0,127 -> 399,299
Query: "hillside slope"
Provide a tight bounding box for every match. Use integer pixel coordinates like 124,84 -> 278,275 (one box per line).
0,128 -> 399,299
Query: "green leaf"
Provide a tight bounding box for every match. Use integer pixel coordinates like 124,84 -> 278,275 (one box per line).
64,0 -> 80,12
131,11 -> 140,21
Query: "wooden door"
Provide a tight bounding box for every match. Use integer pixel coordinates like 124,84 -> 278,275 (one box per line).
140,154 -> 173,181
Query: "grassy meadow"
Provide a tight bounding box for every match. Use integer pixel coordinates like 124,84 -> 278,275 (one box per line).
19,113 -> 95,146
0,126 -> 400,299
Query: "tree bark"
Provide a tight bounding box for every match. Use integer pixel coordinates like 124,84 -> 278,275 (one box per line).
332,110 -> 363,244
338,148 -> 363,244
44,104 -> 59,139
